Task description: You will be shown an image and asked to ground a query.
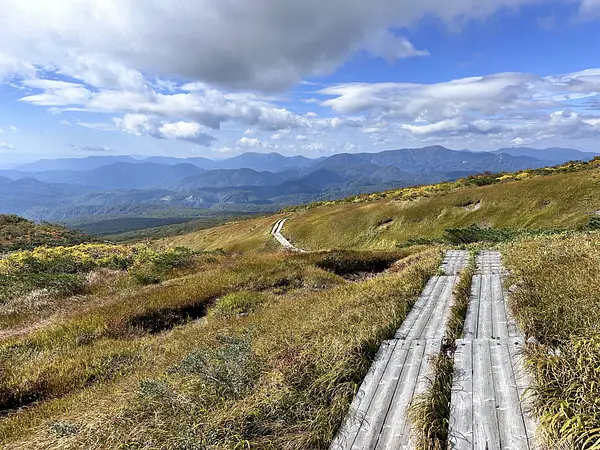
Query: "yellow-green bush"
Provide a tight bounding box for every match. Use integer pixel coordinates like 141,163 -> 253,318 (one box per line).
0,244 -> 198,302
0,244 -> 134,276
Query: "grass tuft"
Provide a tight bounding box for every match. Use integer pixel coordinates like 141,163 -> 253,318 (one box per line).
504,232 -> 600,447
407,354 -> 454,449
408,250 -> 477,449
446,250 -> 477,342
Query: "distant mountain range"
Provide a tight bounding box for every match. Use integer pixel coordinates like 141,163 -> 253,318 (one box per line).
1,146 -> 597,223
491,147 -> 600,162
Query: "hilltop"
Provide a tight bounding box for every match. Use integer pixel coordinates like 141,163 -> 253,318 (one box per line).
0,215 -> 92,253
162,158 -> 600,252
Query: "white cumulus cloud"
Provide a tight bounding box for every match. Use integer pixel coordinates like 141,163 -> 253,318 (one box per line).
238,137 -> 262,148
113,114 -> 215,145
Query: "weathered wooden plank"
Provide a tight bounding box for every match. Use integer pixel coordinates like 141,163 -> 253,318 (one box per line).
504,283 -> 521,338
350,340 -> 412,450
373,340 -> 427,449
477,250 -> 502,275
271,219 -> 283,234
424,276 -> 456,339
476,252 -> 487,274
491,274 -> 510,339
507,338 -> 538,448
401,276 -> 449,340
436,275 -> 460,339
449,339 -> 474,450
464,275 -> 482,340
478,274 -> 493,339
330,340 -> 395,450
473,339 -> 501,449
441,250 -> 468,275
400,339 -> 443,449
395,276 -> 441,339
490,339 -> 530,449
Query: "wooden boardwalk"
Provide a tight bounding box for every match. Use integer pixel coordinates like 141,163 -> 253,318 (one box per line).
449,251 -> 537,449
331,250 -> 468,450
271,218 -> 304,252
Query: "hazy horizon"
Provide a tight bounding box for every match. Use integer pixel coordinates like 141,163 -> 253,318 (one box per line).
4,145 -> 599,169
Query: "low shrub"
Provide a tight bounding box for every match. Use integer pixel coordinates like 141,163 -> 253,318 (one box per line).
0,244 -> 201,303
168,336 -> 260,399
0,214 -> 92,253
210,291 -> 268,319
443,224 -> 517,244
587,215 -> 600,230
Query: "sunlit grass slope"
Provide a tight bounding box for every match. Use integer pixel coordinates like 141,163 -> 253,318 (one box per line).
162,161 -> 600,252
163,213 -> 285,252
0,247 -> 439,449
504,232 -> 600,448
286,169 -> 600,250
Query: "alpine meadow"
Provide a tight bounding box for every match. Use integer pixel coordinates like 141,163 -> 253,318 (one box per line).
2,1 -> 600,449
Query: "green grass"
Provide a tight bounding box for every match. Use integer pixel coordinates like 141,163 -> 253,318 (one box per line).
0,248 -> 441,449
284,157 -> 600,212
504,232 -> 600,448
285,168 -> 600,251
407,354 -> 454,450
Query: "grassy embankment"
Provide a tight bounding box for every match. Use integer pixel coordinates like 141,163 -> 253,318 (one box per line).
164,213 -> 287,252
504,232 -> 600,448
161,159 -> 600,252
0,241 -> 439,449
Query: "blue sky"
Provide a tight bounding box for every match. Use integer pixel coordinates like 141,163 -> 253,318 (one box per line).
1,0 -> 600,165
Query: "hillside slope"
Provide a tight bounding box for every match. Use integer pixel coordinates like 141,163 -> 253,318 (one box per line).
0,215 -> 92,252
3,164 -> 600,449
162,160 -> 600,251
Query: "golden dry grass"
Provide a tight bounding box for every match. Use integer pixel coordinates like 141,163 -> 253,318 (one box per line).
161,214 -> 287,252
504,232 -> 600,448
0,248 -> 440,449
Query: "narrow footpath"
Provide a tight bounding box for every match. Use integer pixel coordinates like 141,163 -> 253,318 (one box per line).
330,250 -> 469,450
449,251 -> 537,449
331,250 -> 537,450
271,218 -> 304,252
